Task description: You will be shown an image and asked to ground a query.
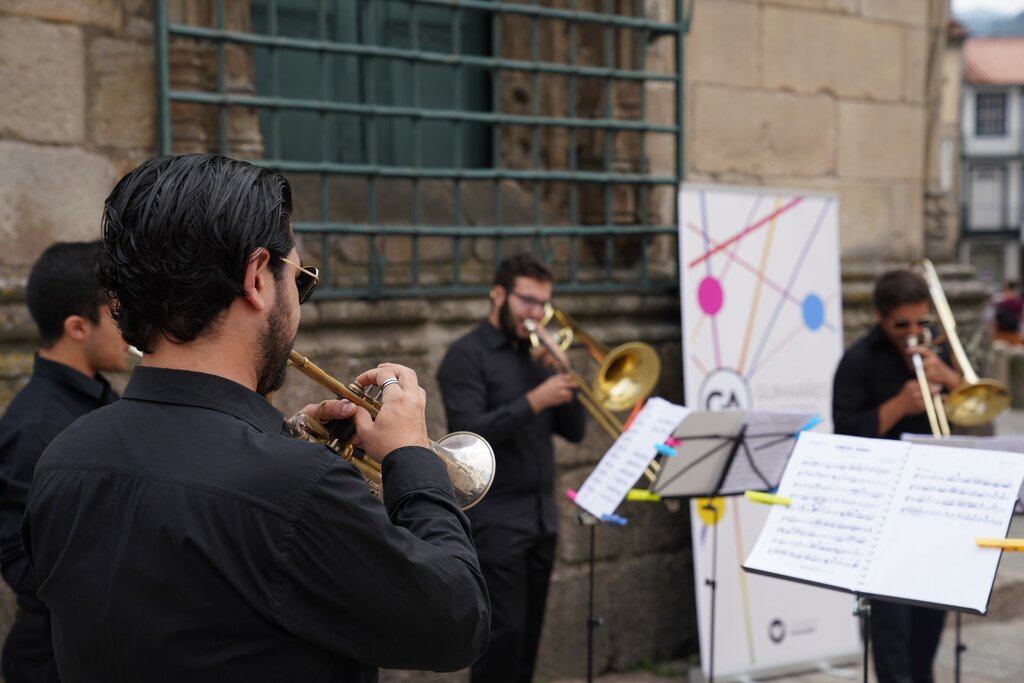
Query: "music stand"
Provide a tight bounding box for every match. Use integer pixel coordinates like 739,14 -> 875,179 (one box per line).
569,397 -> 690,683
649,409 -> 813,683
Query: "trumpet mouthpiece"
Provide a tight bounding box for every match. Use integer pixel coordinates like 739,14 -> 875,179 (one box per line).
524,319 -> 538,332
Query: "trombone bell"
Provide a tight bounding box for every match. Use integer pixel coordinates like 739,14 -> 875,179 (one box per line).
943,380 -> 1011,427
595,341 -> 662,412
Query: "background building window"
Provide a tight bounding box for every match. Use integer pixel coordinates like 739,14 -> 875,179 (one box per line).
968,165 -> 1006,229
976,92 -> 1007,137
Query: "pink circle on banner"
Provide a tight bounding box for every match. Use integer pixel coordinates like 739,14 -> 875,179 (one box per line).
698,276 -> 723,316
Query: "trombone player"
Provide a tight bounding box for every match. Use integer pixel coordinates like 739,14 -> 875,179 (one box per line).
22,154 -> 489,682
437,253 -> 586,683
832,268 -> 961,683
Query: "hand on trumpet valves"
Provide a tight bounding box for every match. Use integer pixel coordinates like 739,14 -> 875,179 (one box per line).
352,362 -> 431,462
299,398 -> 357,423
526,373 -> 579,413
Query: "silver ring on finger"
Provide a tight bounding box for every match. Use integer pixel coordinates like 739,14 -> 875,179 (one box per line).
379,377 -> 400,393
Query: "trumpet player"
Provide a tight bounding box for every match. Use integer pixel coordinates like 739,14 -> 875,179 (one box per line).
832,268 -> 962,683
437,253 -> 585,683
21,154 -> 489,682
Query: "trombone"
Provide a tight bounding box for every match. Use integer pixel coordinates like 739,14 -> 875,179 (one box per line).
525,304 -> 662,480
525,304 -> 661,439
913,259 -> 1010,431
285,350 -> 496,510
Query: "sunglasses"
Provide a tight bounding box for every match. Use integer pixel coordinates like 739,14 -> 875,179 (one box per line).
280,257 -> 320,304
890,315 -> 934,330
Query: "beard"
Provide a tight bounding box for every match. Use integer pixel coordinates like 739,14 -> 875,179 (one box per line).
498,299 -> 521,342
255,284 -> 295,396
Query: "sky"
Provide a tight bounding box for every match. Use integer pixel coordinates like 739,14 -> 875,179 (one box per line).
952,0 -> 1024,15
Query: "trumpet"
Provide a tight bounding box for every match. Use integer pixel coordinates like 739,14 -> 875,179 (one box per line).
285,350 -> 496,510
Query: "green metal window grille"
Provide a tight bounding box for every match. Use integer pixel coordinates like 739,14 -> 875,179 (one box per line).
155,0 -> 687,299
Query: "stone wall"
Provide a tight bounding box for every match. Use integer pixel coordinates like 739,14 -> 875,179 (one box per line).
0,0 -> 155,269
681,0 -> 952,264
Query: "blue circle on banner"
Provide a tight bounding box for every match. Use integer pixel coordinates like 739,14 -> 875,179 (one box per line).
802,294 -> 825,331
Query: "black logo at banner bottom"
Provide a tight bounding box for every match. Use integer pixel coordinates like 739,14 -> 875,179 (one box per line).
768,618 -> 786,643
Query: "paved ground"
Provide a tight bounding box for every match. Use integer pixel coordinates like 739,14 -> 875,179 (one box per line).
550,410 -> 1024,683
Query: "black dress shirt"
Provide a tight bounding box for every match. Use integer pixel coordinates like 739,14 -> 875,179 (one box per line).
23,366 -> 489,683
0,355 -> 117,612
832,325 -> 951,439
436,322 -> 586,535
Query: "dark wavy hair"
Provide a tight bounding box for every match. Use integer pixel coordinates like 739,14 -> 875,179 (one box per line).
493,253 -> 553,290
26,241 -> 106,348
98,154 -> 293,352
873,269 -> 930,317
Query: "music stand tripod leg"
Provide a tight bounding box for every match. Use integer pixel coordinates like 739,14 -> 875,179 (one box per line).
703,497 -> 720,683
578,513 -> 603,683
854,596 -> 871,683
955,612 -> 965,683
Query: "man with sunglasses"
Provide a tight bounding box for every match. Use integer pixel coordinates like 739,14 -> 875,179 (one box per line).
21,154 -> 489,682
0,241 -> 128,683
832,268 -> 961,683
436,253 -> 586,683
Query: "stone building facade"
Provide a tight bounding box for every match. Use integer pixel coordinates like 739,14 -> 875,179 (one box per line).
0,0 -> 967,680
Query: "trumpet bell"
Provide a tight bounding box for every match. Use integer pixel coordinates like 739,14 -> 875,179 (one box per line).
434,432 -> 496,510
594,341 -> 661,412
944,380 -> 1012,427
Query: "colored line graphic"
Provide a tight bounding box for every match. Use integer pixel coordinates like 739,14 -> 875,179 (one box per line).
680,187 -> 841,414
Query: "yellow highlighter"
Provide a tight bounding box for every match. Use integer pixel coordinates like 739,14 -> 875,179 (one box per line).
626,489 -> 662,503
976,538 -> 1024,552
744,490 -> 791,507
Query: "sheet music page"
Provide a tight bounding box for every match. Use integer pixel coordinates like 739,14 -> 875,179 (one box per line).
574,398 -> 691,518
718,411 -> 816,495
743,432 -> 909,592
903,433 -> 1024,514
861,445 -> 1024,613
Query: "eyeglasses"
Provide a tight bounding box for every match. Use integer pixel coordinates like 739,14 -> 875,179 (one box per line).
280,257 -> 320,304
890,315 -> 935,330
508,290 -> 551,310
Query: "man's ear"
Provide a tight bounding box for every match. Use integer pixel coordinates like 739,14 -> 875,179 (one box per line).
62,315 -> 92,343
490,285 -> 506,308
242,248 -> 273,312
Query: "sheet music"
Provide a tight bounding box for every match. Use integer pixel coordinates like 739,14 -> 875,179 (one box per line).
862,445 -> 1024,613
744,432 -> 907,591
574,398 -> 691,518
744,433 -> 1024,613
717,411 -> 817,494
903,433 -> 1024,513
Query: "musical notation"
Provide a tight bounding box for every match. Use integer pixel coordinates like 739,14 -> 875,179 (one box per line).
744,432 -> 1024,614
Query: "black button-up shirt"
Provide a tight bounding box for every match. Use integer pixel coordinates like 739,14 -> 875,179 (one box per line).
0,355 -> 117,612
832,325 -> 951,439
436,322 -> 586,536
24,366 -> 489,683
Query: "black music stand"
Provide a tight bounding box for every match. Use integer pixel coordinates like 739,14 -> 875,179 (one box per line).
574,509 -> 626,683
648,409 -> 812,683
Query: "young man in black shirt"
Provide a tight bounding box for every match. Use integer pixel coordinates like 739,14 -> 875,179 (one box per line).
832,268 -> 962,683
22,154 -> 489,682
0,241 -> 128,683
437,253 -> 586,683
